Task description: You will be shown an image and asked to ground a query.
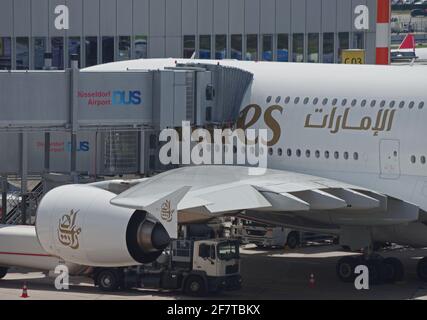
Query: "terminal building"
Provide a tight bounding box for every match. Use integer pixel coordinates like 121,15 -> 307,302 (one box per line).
0,0 -> 384,70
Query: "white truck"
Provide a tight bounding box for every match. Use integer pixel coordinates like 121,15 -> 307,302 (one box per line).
93,238 -> 242,296
233,218 -> 300,249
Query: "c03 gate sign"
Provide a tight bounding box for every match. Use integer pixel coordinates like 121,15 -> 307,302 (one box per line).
342,50 -> 366,65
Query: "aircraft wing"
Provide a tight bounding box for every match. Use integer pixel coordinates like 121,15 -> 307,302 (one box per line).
110,166 -> 419,225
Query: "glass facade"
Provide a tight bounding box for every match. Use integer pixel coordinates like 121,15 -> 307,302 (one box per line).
338,32 -> 350,63
353,32 -> 365,49
307,33 -> 319,63
68,37 -> 81,68
118,36 -> 131,61
134,35 -> 148,59
262,35 -> 273,61
0,37 -> 12,70
246,34 -> 258,61
85,37 -> 98,67
51,37 -> 64,69
323,33 -> 334,63
102,36 -> 114,63
231,34 -> 242,60
16,37 -> 29,70
215,35 -> 227,59
183,35 -> 195,58
292,34 -> 304,62
277,34 -> 289,62
0,30 -> 369,70
199,35 -> 211,59
34,37 -> 46,70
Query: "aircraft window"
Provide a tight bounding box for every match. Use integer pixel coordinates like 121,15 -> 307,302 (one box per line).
411,155 -> 416,164
419,102 -> 425,110
268,148 -> 273,156
334,151 -> 339,159
285,96 -> 291,104
325,151 -> 330,159
399,101 -> 405,109
306,150 -> 311,158
266,96 -> 272,103
322,98 -> 328,106
313,98 -> 319,105
341,99 -> 348,106
370,100 -> 376,107
294,97 -> 300,104
361,100 -> 367,107
380,100 -> 386,108
287,149 -> 292,157
353,152 -> 359,160
278,148 -> 283,156
351,99 -> 357,107
409,101 -> 415,109
303,97 -> 310,105
332,98 -> 338,106
422,156 -> 426,164
296,149 -> 302,157
276,96 -> 281,103
344,152 -> 349,160
389,101 -> 396,108
315,150 -> 320,158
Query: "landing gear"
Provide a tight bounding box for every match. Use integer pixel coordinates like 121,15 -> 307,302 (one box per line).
417,257 -> 427,282
336,254 -> 404,285
286,231 -> 300,249
0,267 -> 8,279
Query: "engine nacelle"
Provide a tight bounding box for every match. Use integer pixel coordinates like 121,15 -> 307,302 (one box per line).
36,185 -> 170,267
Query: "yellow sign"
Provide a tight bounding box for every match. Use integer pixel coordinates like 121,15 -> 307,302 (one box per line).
342,50 -> 365,64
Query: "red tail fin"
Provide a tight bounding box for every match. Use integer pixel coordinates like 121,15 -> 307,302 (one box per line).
399,34 -> 416,51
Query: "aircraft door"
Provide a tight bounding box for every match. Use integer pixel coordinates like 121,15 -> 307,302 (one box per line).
379,139 -> 400,179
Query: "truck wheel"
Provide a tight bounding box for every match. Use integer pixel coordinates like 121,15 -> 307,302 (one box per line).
0,267 -> 8,279
184,276 -> 207,297
382,257 -> 404,283
287,232 -> 300,249
95,269 -> 121,292
336,256 -> 357,283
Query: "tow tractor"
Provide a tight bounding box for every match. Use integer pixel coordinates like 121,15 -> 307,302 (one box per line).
93,238 -> 242,296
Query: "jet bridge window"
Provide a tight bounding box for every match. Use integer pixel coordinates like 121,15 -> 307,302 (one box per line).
85,37 -> 98,67
246,34 -> 258,61
34,37 -> 46,70
206,85 -> 215,101
118,36 -> 131,61
231,35 -> 243,60
262,35 -> 273,61
215,35 -> 227,59
51,37 -> 64,69
102,36 -> 114,63
277,34 -> 289,62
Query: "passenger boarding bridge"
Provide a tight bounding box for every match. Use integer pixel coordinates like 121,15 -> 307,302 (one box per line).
0,56 -> 253,224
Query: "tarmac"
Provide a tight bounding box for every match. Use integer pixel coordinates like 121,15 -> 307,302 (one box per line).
1,244 -> 427,300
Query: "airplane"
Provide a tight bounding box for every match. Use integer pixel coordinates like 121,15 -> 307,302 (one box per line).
1,58 -> 427,287
391,33 -> 427,62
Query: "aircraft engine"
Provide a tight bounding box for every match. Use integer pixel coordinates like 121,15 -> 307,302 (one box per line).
36,185 -> 170,267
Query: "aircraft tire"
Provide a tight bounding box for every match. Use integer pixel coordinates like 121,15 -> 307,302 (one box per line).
286,232 -> 300,249
0,267 -> 8,279
417,257 -> 427,282
382,257 -> 404,283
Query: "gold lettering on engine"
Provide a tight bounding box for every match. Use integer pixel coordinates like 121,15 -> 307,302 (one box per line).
57,209 -> 82,250
160,200 -> 174,223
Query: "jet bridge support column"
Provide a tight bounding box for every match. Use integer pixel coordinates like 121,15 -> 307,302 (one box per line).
1,176 -> 7,224
70,55 -> 79,184
19,133 -> 28,225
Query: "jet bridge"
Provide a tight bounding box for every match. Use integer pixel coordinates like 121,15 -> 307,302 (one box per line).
0,61 -> 253,224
